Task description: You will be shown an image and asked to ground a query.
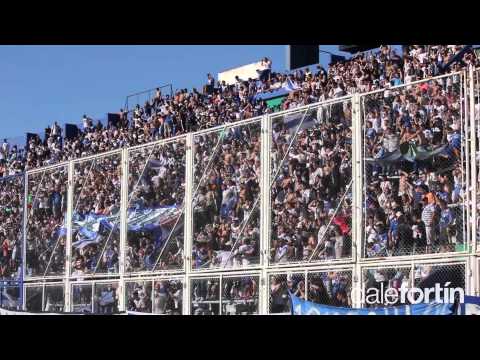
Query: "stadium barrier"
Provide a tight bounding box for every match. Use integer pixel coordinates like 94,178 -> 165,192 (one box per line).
1,67 -> 479,313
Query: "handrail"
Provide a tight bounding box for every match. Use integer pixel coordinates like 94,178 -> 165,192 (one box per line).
124,83 -> 173,111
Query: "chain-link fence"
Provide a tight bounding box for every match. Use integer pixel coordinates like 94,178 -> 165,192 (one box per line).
24,282 -> 65,312
361,73 -> 467,258
268,268 -> 353,314
192,120 -> 262,271
270,100 -> 353,265
124,278 -> 183,314
221,275 -> 259,315
26,165 -> 68,278
127,138 -> 186,274
0,174 -> 24,281
190,274 -> 259,315
71,283 -> 93,313
190,277 -> 220,315
25,284 -> 43,312
361,265 -> 413,307
93,281 -> 120,314
8,68 -> 480,314
72,152 -> 122,277
0,281 -> 21,310
361,261 -> 466,308
44,284 -> 64,312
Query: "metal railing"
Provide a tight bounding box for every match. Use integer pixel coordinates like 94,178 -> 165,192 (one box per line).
124,83 -> 173,112
1,67 -> 479,314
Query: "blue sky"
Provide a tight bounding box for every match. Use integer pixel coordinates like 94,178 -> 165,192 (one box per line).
0,45 -> 353,143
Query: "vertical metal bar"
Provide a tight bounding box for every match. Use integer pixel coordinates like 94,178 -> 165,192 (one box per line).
304,269 -> 308,303
470,66 -> 478,254
149,280 -> 154,314
354,94 -> 364,261
22,285 -> 26,311
183,276 -> 189,315
261,114 -> 270,268
91,282 -> 94,313
264,113 -> 272,267
461,71 -> 470,253
353,263 -> 361,308
23,172 -> 28,281
473,258 -> 480,296
466,256 -> 472,296
184,133 -> 194,315
260,269 -> 268,315
41,284 -> 45,312
118,148 -> 129,312
65,160 -> 74,312
185,133 -> 194,274
218,275 -> 223,315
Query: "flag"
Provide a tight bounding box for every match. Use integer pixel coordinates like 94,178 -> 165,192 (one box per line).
67,206 -> 182,250
459,296 -> 480,315
289,293 -> 455,315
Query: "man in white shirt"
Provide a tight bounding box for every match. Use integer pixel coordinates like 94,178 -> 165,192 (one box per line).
258,57 -> 272,82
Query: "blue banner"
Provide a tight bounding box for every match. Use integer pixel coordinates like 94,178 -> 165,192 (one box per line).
290,294 -> 455,315
459,296 -> 480,315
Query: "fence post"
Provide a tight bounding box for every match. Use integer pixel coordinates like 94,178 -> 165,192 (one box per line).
469,66 -> 477,255
353,93 -> 363,262
118,148 -> 129,312
260,113 -> 270,315
184,133 -> 194,314
64,161 -> 74,312
22,172 -> 28,309
261,114 -> 271,272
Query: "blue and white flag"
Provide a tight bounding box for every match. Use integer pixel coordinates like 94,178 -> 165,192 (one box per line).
459,296 -> 480,315
290,294 -> 455,315
68,206 -> 181,250
254,78 -> 301,102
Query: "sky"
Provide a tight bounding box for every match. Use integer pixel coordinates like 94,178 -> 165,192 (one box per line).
0,45 -> 352,143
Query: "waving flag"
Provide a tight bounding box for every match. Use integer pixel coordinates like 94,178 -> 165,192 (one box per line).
67,205 -> 181,250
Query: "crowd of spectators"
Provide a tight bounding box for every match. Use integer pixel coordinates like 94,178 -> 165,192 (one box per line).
25,167 -> 68,277
270,101 -> 353,264
0,175 -> 23,279
126,141 -> 186,272
363,73 -> 465,257
270,271 -> 352,313
192,124 -> 261,269
1,46 -> 476,180
1,45 -> 479,280
71,154 -> 122,276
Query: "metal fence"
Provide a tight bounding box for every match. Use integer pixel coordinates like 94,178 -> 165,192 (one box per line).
0,174 -> 24,282
361,72 -> 468,259
5,67 -> 480,314
190,273 -> 260,315
268,267 -> 354,314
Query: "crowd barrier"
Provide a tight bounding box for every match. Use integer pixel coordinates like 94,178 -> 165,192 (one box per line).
1,68 -> 480,314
